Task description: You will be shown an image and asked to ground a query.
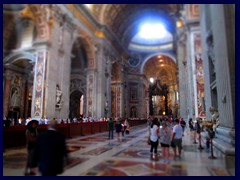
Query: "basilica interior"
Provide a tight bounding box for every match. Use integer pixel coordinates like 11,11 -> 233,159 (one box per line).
3,4 -> 235,176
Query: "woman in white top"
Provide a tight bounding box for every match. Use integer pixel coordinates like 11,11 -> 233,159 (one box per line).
123,119 -> 129,135
149,118 -> 160,157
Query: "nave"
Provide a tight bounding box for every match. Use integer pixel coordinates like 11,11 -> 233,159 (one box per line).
3,124 -> 234,176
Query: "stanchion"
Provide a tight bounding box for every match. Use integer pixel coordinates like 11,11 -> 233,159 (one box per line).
198,133 -> 204,150
209,138 -> 217,159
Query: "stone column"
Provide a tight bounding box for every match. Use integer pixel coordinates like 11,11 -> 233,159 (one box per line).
3,70 -> 12,117
86,70 -> 96,118
116,84 -> 121,117
119,64 -> 125,117
94,42 -> 106,118
105,56 -> 113,117
200,4 -> 235,169
177,29 -> 188,119
31,50 -> 48,119
24,80 -> 30,119
20,78 -> 27,118
211,5 -> 234,128
138,82 -> 145,118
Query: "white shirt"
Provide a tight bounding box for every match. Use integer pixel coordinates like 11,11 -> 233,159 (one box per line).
44,118 -> 48,124
150,125 -> 159,142
172,124 -> 183,139
26,119 -> 30,125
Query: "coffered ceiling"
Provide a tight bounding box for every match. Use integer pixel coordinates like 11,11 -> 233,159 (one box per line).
85,4 -> 180,47
143,55 -> 177,85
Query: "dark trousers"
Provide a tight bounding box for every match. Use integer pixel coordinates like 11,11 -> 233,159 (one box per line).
108,129 -> 114,139
150,139 -> 159,154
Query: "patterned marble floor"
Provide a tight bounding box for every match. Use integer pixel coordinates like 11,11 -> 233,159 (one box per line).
3,124 -> 235,176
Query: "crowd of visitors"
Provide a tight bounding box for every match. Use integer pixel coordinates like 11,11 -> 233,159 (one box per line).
4,113 -> 216,176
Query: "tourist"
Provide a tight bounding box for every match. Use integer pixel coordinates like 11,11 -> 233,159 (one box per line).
159,121 -> 172,163
149,118 -> 160,158
107,117 -> 114,139
35,119 -> 68,176
24,120 -> 39,176
115,120 -> 122,142
180,118 -> 186,136
171,119 -> 183,159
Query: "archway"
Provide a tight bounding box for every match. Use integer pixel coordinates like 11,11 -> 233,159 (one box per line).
69,91 -> 83,119
4,57 -> 34,124
69,37 -> 89,119
143,54 -> 178,117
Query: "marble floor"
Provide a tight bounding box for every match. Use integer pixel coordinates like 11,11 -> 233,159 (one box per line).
3,124 -> 235,176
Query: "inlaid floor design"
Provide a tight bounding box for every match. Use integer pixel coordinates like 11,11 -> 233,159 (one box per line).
3,124 -> 235,176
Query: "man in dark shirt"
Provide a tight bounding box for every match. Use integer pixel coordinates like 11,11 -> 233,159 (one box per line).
180,118 -> 186,136
35,119 -> 68,176
108,118 -> 114,139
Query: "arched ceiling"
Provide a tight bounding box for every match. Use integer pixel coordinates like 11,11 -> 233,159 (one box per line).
88,4 -> 180,47
143,55 -> 177,85
3,4 -> 180,87
84,5 -> 180,85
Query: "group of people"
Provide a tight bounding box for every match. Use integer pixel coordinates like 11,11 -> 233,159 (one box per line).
148,117 -> 186,163
21,110 -> 219,175
24,119 -> 68,176
148,112 -> 219,163
107,118 -> 130,141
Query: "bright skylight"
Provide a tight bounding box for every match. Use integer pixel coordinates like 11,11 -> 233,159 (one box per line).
139,23 -> 167,39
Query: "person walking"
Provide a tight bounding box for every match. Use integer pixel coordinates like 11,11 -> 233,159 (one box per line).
107,117 -> 114,139
24,120 -> 39,176
195,117 -> 204,149
189,118 -> 197,143
35,119 -> 68,176
180,118 -> 186,136
123,118 -> 129,135
171,119 -> 183,159
149,118 -> 160,158
115,120 -> 122,142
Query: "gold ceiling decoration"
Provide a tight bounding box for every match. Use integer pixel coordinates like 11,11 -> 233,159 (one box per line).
143,55 -> 177,85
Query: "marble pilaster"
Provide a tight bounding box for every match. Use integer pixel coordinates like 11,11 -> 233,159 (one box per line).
31,50 -> 47,119
3,71 -> 12,117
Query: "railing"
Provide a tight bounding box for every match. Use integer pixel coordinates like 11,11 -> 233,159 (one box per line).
3,120 -> 147,149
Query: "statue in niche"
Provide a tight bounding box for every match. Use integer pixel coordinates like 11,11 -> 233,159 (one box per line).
11,87 -> 20,107
56,84 -> 63,108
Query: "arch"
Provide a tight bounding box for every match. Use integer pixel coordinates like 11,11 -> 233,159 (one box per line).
71,35 -> 95,69
70,75 -> 87,95
3,51 -> 35,65
69,90 -> 83,119
140,52 -> 176,74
